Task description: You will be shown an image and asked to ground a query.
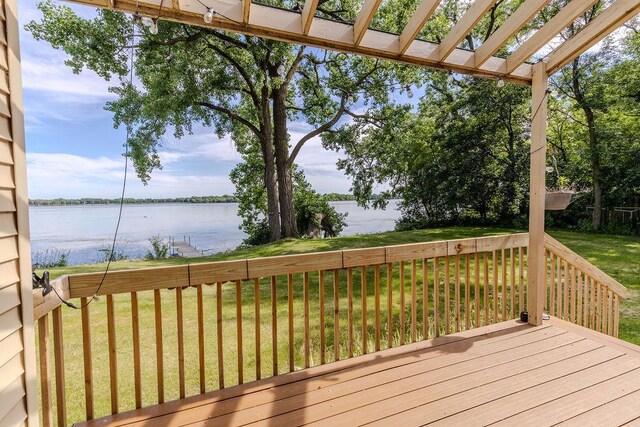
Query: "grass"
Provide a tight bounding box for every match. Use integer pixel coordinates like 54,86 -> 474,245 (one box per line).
35,227 -> 640,425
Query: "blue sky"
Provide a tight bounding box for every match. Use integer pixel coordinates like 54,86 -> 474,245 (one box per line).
20,0 -> 390,199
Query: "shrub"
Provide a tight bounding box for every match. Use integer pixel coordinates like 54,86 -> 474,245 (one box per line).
146,235 -> 170,259
97,248 -> 128,262
32,249 -> 69,269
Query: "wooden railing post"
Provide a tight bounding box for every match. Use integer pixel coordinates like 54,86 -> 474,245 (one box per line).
527,61 -> 548,326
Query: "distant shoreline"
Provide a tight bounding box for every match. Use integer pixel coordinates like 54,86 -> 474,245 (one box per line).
29,193 -> 358,206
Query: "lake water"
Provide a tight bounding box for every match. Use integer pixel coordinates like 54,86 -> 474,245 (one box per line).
29,201 -> 400,266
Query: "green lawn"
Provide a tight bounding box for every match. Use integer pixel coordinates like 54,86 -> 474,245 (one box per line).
36,227 -> 640,425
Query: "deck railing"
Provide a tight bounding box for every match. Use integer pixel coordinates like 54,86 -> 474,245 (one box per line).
31,232 -> 626,426
544,234 -> 627,337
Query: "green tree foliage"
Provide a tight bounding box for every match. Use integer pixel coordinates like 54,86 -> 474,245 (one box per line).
326,77 -> 531,228
548,26 -> 640,233
27,0 -> 416,243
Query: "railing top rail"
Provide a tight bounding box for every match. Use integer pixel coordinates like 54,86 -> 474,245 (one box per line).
32,276 -> 69,321
544,233 -> 628,298
63,233 -> 529,299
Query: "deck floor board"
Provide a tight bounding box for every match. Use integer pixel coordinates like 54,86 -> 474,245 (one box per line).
75,317 -> 640,427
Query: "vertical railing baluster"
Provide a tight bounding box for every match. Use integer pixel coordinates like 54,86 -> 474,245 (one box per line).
154,289 -> 165,401
130,293 -> 141,409
492,251 -> 498,324
483,253 -> 489,325
197,284 -> 205,394
400,261 -> 405,344
216,282 -> 224,389
613,294 -> 619,338
52,307 -> 67,427
607,289 -> 614,336
563,259 -> 569,319
386,263 -> 393,348
510,248 -> 515,319
423,258 -> 429,340
501,249 -> 507,321
288,274 -> 294,372
411,260 -> 417,342
545,250 -> 550,313
434,257 -> 440,337
596,282 -> 602,332
236,280 -> 243,384
519,247 -> 524,315
361,266 -> 368,354
304,272 -> 310,368
38,314 -> 53,427
474,253 -> 480,328
557,257 -> 563,319
550,254 -> 556,317
600,285 -> 609,334
254,278 -> 261,380
570,265 -> 576,323
444,256 -> 450,334
176,287 -> 185,398
465,254 -> 470,330
106,295 -> 118,414
589,277 -> 598,330
374,265 -> 381,351
347,267 -> 353,358
454,255 -> 460,332
81,297 -> 95,418
333,270 -> 340,361
319,271 -> 325,365
271,276 -> 278,375
582,273 -> 588,327
576,272 -> 583,327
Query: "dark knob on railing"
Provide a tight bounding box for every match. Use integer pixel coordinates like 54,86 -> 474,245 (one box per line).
520,311 -> 528,322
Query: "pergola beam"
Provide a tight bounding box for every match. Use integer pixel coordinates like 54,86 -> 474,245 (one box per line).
66,0 -> 534,83
301,0 -> 320,34
437,0 -> 497,61
474,0 -> 552,67
354,0 -> 383,46
398,0 -> 441,54
505,0 -> 600,73
546,0 -> 640,74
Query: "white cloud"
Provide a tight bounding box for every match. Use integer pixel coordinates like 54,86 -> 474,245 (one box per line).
158,132 -> 241,164
22,57 -> 114,98
27,152 -> 236,198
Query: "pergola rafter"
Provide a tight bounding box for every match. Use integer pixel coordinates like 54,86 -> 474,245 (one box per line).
474,0 -> 552,67
436,0 -> 497,60
242,0 -> 251,23
546,0 -> 640,73
301,0 -> 319,34
398,0 -> 441,54
504,0 -> 601,73
354,0 -> 383,45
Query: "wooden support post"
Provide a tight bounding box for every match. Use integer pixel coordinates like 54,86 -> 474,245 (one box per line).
527,61 -> 548,326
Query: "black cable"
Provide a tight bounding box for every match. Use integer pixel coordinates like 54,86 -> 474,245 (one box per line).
530,88 -> 552,156
48,19 -> 135,310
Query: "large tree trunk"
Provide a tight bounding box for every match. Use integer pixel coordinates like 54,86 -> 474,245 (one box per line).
272,87 -> 299,238
262,135 -> 281,241
261,86 -> 281,242
571,59 -> 602,230
585,107 -> 603,230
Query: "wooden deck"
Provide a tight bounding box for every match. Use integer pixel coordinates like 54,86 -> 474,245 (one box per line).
77,317 -> 640,427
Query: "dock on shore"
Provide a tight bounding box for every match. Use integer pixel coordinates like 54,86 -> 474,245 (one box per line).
170,236 -> 202,258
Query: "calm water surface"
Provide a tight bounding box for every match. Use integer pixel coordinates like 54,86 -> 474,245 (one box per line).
29,201 -> 400,266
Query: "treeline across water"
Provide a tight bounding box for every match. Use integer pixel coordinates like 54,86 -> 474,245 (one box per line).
29,193 -> 358,206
